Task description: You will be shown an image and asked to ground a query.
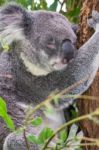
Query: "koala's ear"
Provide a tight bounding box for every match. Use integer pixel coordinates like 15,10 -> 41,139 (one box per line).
71,24 -> 79,34
0,3 -> 32,45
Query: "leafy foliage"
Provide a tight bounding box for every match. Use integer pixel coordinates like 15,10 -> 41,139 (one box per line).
48,0 -> 58,11
0,0 -> 82,23
0,97 -> 15,130
27,119 -> 83,149
32,117 -> 43,126
27,116 -> 54,146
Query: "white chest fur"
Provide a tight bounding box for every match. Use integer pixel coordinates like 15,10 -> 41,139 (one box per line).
20,52 -> 49,76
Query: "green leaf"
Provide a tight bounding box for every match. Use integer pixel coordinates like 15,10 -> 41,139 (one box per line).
32,117 -> 42,126
16,0 -> 29,7
66,7 -> 80,23
75,148 -> 83,150
59,129 -> 67,142
0,98 -> 8,119
48,0 -> 58,11
4,115 -> 15,130
27,134 -> 38,144
38,127 -> 54,144
0,97 -> 7,113
68,8 -> 80,17
0,97 -> 15,130
0,0 -> 4,5
0,107 -> 5,118
40,0 -> 47,9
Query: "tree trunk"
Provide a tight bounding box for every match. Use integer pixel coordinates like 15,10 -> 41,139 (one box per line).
77,0 -> 99,150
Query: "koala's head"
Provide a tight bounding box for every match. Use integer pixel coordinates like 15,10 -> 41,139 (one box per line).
0,3 -> 77,76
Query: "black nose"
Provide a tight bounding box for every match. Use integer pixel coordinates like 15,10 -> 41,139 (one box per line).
62,39 -> 76,63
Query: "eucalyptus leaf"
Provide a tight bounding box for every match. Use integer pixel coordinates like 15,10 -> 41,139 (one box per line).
4,114 -> 15,130
48,0 -> 58,11
0,97 -> 15,130
32,117 -> 43,126
59,129 -> 67,142
38,127 -> 54,144
0,97 -> 7,113
27,134 -> 38,144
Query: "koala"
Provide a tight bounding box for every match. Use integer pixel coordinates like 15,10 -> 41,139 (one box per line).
0,3 -> 77,149
0,3 -> 99,150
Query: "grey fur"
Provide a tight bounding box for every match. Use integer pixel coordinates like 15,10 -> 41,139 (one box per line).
0,3 -> 98,150
0,3 -> 76,150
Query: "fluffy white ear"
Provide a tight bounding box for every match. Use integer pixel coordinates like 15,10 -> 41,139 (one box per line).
0,3 -> 31,45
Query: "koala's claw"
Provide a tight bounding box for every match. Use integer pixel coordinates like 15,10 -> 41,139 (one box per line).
87,10 -> 99,30
92,10 -> 99,22
54,98 -> 75,110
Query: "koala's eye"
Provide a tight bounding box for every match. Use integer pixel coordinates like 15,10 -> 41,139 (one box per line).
47,37 -> 55,45
47,37 -> 56,50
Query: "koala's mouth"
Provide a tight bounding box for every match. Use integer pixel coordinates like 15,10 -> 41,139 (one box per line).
50,57 -> 71,71
52,62 -> 67,71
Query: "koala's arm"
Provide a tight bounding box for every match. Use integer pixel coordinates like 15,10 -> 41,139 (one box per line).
50,10 -> 99,108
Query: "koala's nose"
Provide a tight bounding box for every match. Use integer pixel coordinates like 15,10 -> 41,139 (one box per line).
61,39 -> 76,63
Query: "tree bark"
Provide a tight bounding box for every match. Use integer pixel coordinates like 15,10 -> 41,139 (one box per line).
77,0 -> 99,150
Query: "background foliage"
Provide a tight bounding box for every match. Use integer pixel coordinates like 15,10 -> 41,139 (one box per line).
0,0 -> 82,23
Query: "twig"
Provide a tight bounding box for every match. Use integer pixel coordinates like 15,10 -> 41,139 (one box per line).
23,129 -> 30,150
60,0 -> 67,12
67,142 -> 97,147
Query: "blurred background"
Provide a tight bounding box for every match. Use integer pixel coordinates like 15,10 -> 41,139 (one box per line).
0,0 -> 82,23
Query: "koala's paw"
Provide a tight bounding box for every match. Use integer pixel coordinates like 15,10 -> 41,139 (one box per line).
87,10 -> 99,31
53,98 -> 75,110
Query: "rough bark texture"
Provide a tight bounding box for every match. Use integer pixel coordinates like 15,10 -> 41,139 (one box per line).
77,0 -> 99,150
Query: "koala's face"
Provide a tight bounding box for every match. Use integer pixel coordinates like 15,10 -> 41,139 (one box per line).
0,4 -> 77,76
